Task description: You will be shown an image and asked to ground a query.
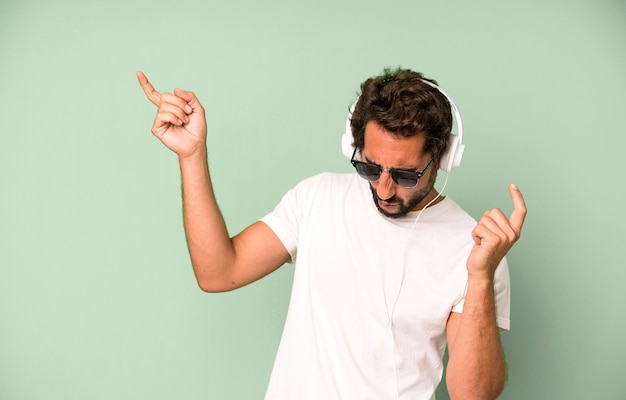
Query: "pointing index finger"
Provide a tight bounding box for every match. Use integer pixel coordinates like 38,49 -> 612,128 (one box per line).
136,71 -> 161,106
508,183 -> 527,235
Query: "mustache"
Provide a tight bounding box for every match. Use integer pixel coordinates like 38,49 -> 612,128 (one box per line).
378,195 -> 396,202
371,187 -> 396,203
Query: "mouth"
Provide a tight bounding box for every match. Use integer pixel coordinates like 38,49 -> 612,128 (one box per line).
370,186 -> 403,217
377,197 -> 398,210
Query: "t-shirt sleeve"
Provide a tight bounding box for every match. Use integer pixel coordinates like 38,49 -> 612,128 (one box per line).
260,185 -> 302,264
450,257 -> 511,331
260,173 -> 334,265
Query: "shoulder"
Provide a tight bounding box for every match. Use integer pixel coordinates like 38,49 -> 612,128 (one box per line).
295,172 -> 357,188
270,172 -> 360,214
288,172 -> 359,197
420,197 -> 477,231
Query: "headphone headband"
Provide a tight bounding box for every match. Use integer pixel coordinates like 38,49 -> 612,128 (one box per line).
341,79 -> 465,173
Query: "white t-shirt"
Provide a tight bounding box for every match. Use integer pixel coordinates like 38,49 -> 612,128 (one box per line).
261,172 -> 510,400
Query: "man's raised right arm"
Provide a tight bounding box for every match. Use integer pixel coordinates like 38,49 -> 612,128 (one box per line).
137,71 -> 290,292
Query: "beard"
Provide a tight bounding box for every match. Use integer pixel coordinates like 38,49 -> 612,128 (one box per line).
369,174 -> 437,218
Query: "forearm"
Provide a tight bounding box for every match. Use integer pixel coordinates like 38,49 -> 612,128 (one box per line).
446,276 -> 505,400
178,149 -> 236,292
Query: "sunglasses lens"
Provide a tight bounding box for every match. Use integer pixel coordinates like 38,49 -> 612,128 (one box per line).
354,162 -> 380,181
353,161 -> 422,187
392,171 -> 419,188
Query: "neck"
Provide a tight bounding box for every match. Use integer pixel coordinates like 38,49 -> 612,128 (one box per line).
414,189 -> 445,211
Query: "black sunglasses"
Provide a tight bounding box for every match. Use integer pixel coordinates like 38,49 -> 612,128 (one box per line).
350,147 -> 434,188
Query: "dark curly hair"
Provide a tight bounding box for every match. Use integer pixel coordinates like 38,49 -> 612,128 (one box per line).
350,67 -> 453,164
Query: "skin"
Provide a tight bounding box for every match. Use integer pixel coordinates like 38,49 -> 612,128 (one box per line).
136,71 -> 290,292
361,121 -> 442,218
137,71 -> 527,399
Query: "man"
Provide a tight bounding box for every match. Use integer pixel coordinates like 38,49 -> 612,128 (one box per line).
137,68 -> 526,400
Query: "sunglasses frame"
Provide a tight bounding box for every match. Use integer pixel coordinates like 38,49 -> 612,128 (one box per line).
350,147 -> 434,188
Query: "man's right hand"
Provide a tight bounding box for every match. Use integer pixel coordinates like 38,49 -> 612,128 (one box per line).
137,71 -> 207,159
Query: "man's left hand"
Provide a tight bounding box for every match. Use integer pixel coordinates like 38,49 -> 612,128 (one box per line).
467,183 -> 527,279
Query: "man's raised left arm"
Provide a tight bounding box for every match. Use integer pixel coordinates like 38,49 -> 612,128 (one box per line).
445,184 -> 527,400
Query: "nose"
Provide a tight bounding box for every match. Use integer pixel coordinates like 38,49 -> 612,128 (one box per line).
374,170 -> 396,200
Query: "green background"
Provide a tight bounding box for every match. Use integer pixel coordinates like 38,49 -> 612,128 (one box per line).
1,0 -> 625,399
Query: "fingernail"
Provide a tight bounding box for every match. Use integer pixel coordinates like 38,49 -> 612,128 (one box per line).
511,183 -> 519,190
185,104 -> 192,113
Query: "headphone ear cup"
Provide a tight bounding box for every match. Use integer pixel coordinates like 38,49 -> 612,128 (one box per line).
439,133 -> 464,172
342,129 -> 354,158
342,101 -> 358,158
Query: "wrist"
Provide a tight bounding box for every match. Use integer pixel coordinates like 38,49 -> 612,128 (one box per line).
178,145 -> 208,164
466,271 -> 495,288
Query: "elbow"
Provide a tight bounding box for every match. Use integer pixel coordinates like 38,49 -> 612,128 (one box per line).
476,380 -> 505,400
447,368 -> 505,400
197,281 -> 236,293
448,386 -> 504,400
192,263 -> 239,293
190,255 -> 253,292
185,245 -> 244,292
196,275 -> 239,293
197,280 -> 222,293
195,270 -> 243,293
